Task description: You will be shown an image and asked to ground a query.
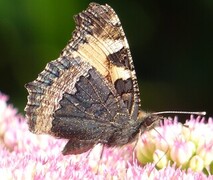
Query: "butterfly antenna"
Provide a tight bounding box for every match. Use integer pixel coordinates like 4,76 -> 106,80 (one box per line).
152,111 -> 206,116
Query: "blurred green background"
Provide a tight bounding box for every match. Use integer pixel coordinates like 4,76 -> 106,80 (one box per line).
0,0 -> 212,116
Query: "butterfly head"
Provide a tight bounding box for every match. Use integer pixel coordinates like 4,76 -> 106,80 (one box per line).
137,111 -> 164,132
137,110 -> 206,133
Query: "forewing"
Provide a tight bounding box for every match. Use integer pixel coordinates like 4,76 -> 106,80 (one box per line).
61,3 -> 140,120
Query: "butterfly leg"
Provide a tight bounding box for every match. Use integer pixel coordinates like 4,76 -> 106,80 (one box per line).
131,131 -> 141,162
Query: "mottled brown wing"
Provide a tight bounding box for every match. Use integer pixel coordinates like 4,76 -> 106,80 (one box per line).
25,3 -> 141,136
25,56 -> 130,136
61,3 -> 141,120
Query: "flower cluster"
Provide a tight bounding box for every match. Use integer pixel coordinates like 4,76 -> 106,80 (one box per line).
136,116 -> 213,175
0,91 -> 212,179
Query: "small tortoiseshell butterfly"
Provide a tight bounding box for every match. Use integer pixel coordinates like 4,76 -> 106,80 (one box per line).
25,3 -> 205,155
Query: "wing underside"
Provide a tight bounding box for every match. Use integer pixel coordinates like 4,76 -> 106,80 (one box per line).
25,3 -> 141,135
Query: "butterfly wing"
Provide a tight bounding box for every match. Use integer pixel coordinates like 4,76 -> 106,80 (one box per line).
25,3 -> 141,140
62,3 -> 141,120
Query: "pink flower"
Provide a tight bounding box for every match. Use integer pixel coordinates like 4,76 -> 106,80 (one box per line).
170,140 -> 196,166
0,91 -> 212,179
136,115 -> 213,176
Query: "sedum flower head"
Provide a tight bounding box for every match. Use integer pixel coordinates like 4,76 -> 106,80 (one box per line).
136,115 -> 213,175
0,91 -> 212,179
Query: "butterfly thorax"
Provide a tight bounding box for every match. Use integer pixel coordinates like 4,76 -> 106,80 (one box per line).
103,111 -> 163,147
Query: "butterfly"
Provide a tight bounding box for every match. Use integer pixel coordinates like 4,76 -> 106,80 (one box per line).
25,3 -> 204,155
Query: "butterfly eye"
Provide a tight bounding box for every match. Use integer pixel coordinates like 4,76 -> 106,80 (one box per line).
141,115 -> 163,131
144,117 -> 155,127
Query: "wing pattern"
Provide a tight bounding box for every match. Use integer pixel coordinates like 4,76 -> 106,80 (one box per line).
25,3 -> 141,147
